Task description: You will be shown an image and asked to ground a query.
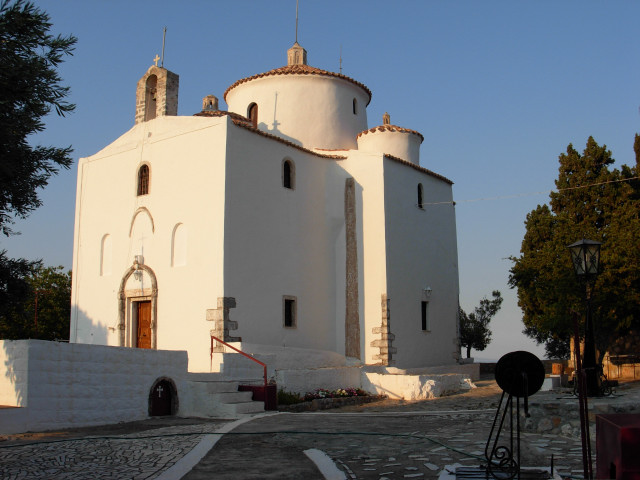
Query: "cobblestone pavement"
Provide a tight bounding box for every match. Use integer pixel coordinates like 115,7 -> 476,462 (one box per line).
184,381 -> 590,479
183,411 -> 586,479
0,418 -> 229,480
0,380 -> 601,479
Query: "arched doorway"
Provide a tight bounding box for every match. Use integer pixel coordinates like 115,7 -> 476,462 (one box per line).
118,261 -> 158,348
149,377 -> 178,416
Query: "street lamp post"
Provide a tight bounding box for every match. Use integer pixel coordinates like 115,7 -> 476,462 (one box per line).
568,238 -> 602,397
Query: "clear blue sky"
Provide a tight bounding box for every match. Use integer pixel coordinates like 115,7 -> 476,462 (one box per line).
3,1 -> 639,361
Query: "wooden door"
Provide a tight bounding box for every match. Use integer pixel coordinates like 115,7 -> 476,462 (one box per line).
136,301 -> 152,349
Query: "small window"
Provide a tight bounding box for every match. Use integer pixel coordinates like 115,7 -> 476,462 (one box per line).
283,296 -> 297,328
417,183 -> 424,209
283,159 -> 295,190
352,98 -> 357,115
421,301 -> 429,331
248,103 -> 258,128
137,164 -> 150,196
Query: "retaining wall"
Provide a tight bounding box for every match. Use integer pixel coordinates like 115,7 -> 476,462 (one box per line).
0,340 -> 189,434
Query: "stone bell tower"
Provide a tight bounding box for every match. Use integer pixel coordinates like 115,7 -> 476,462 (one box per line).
135,64 -> 179,125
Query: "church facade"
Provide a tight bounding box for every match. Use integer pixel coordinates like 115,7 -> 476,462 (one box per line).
70,43 -> 460,372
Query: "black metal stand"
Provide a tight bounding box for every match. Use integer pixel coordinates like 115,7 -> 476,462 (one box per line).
485,390 -> 521,479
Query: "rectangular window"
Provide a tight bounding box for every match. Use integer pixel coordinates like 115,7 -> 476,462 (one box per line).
283,296 -> 297,328
421,301 -> 429,331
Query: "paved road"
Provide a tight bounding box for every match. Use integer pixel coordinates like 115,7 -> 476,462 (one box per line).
0,381 -> 590,479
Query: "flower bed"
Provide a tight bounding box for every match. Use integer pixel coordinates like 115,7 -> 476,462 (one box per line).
277,387 -> 384,412
303,388 -> 368,401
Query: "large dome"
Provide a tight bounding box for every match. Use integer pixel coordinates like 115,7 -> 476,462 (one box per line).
224,44 -> 371,150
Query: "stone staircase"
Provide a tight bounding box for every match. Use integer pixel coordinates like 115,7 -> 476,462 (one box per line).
184,373 -> 265,418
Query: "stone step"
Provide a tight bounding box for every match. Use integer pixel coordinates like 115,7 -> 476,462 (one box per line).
184,379 -> 265,418
194,381 -> 243,394
218,400 -> 265,416
210,391 -> 254,404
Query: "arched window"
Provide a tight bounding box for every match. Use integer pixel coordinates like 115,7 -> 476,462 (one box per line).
417,183 -> 424,209
352,98 -> 357,115
137,164 -> 150,196
248,103 -> 258,127
283,159 -> 295,190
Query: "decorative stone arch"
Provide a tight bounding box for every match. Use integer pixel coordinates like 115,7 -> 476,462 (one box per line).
117,261 -> 158,348
148,376 -> 178,416
129,207 -> 155,237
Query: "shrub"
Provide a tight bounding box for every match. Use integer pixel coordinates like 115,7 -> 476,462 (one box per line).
277,389 -> 303,405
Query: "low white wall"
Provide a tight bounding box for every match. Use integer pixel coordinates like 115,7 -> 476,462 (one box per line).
0,340 -> 189,434
276,367 -> 362,394
362,372 -> 474,400
0,340 -> 29,406
403,363 -> 480,382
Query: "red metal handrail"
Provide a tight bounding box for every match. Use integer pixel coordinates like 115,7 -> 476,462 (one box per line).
210,335 -> 267,388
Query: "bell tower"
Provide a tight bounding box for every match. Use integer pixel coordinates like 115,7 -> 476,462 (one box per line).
135,64 -> 179,125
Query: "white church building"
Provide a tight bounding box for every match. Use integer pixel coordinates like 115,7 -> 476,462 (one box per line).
69,41 -> 461,375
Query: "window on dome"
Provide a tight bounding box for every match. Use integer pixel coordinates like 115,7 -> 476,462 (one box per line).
417,183 -> 424,209
352,98 -> 357,115
248,103 -> 258,127
283,159 -> 295,190
283,296 -> 297,328
137,164 -> 150,196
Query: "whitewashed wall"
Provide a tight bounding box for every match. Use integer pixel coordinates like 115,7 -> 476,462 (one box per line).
382,159 -> 460,368
223,125 -> 350,354
339,151 -> 389,365
71,116 -> 229,370
0,340 -> 188,434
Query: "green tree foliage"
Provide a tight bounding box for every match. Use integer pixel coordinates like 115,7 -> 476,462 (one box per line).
0,260 -> 71,340
509,136 -> 640,360
0,250 -> 37,336
0,1 -> 75,340
0,0 -> 76,235
459,290 -> 503,358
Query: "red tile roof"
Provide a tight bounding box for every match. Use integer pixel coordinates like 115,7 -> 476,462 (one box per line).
193,110 -> 253,125
384,153 -> 453,185
224,64 -> 372,105
357,124 -> 424,143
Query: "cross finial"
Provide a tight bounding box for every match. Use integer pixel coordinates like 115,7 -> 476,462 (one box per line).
153,54 -> 160,67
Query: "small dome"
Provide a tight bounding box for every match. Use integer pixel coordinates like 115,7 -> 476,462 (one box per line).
357,121 -> 424,165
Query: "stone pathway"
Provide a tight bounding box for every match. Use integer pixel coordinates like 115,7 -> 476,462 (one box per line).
183,409 -> 586,479
0,419 -> 228,480
0,379 -> 610,479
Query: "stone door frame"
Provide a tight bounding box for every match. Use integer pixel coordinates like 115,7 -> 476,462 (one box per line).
118,263 -> 158,349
